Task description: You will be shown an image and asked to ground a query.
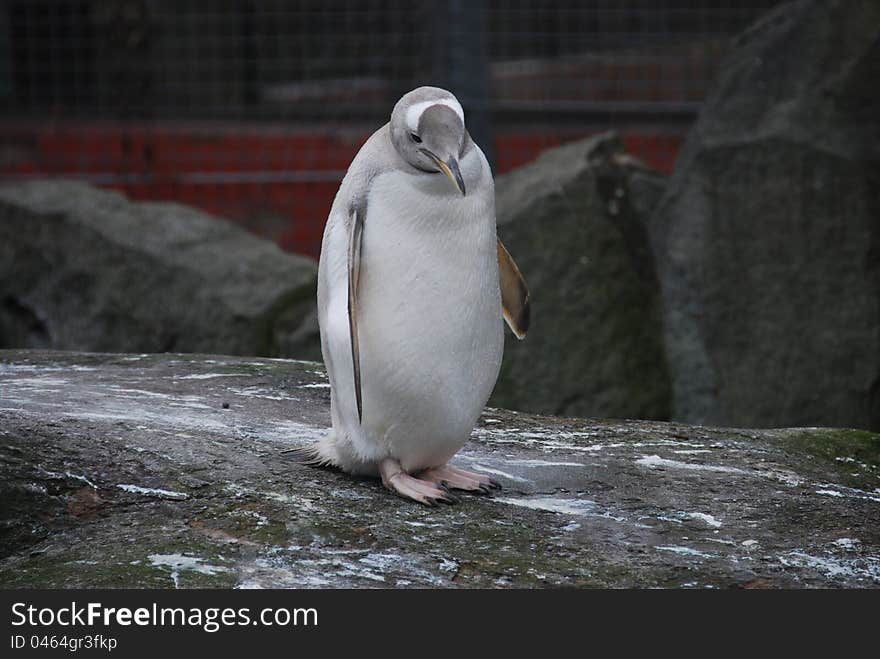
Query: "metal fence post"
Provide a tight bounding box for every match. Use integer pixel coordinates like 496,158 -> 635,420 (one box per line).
430,0 -> 495,172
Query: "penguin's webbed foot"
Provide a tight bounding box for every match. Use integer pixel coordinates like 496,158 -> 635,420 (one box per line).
379,458 -> 456,506
418,465 -> 501,495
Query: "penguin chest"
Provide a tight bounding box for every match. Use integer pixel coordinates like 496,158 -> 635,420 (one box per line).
358,173 -> 503,459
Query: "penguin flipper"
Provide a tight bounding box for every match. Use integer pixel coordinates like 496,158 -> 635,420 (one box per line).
497,238 -> 530,339
347,206 -> 365,422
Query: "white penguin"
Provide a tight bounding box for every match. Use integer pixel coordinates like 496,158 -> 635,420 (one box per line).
299,86 -> 530,505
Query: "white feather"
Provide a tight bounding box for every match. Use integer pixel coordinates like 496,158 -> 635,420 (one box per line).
405,98 -> 465,133
317,140 -> 502,475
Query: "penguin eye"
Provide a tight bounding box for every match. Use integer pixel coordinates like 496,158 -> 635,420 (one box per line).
410,133 -> 422,143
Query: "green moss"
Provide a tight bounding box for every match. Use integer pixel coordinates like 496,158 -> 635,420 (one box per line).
0,544 -> 239,589
218,502 -> 292,546
787,428 -> 880,469
0,555 -> 168,589
773,428 -> 880,490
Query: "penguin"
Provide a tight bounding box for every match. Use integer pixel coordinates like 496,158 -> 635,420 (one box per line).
298,86 -> 529,505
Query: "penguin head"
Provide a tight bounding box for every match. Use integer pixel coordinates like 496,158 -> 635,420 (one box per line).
390,86 -> 467,196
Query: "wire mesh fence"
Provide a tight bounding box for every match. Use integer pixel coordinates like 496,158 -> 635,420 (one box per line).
1,0 -> 781,257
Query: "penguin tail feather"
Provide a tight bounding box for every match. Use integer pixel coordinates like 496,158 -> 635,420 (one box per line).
286,435 -> 340,470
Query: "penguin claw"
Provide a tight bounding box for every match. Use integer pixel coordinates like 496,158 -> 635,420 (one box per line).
424,494 -> 455,506
419,465 -> 502,495
379,459 -> 458,506
379,459 -> 498,505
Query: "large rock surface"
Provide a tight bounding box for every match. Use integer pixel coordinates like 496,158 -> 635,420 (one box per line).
493,132 -> 672,421
0,181 -> 321,360
650,0 -> 880,430
1,349 -> 878,588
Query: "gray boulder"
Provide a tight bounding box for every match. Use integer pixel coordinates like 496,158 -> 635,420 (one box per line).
1,349 -> 878,588
651,0 -> 880,430
0,181 -> 320,360
492,132 -> 672,420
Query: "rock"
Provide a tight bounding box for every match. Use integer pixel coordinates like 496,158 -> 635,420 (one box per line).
0,181 -> 320,360
1,349 -> 877,588
650,0 -> 880,430
492,132 -> 672,421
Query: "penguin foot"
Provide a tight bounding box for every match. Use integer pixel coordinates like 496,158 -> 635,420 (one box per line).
379,458 -> 456,506
418,465 -> 501,495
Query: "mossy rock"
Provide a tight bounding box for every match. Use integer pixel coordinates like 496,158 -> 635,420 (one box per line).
1,350 -> 878,588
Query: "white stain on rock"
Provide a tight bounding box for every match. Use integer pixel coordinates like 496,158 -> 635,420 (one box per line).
258,419 -> 327,444
496,496 -> 597,516
505,459 -> 586,468
833,538 -> 860,550
234,510 -> 269,527
655,545 -> 715,559
815,484 -> 880,504
175,373 -> 243,380
228,386 -> 300,401
438,558 -> 459,573
4,377 -> 70,387
148,553 -> 230,588
685,512 -> 723,528
109,387 -> 173,399
467,464 -> 530,483
703,538 -> 736,546
117,484 -> 188,500
780,551 -> 880,582
637,455 -> 804,486
636,455 -> 750,475
43,470 -> 97,489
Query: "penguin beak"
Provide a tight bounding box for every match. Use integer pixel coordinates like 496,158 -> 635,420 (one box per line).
422,150 -> 466,196
440,157 -> 466,196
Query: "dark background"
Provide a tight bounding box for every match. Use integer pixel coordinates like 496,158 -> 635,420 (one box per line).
1,0 -> 777,255
1,0 -> 877,432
